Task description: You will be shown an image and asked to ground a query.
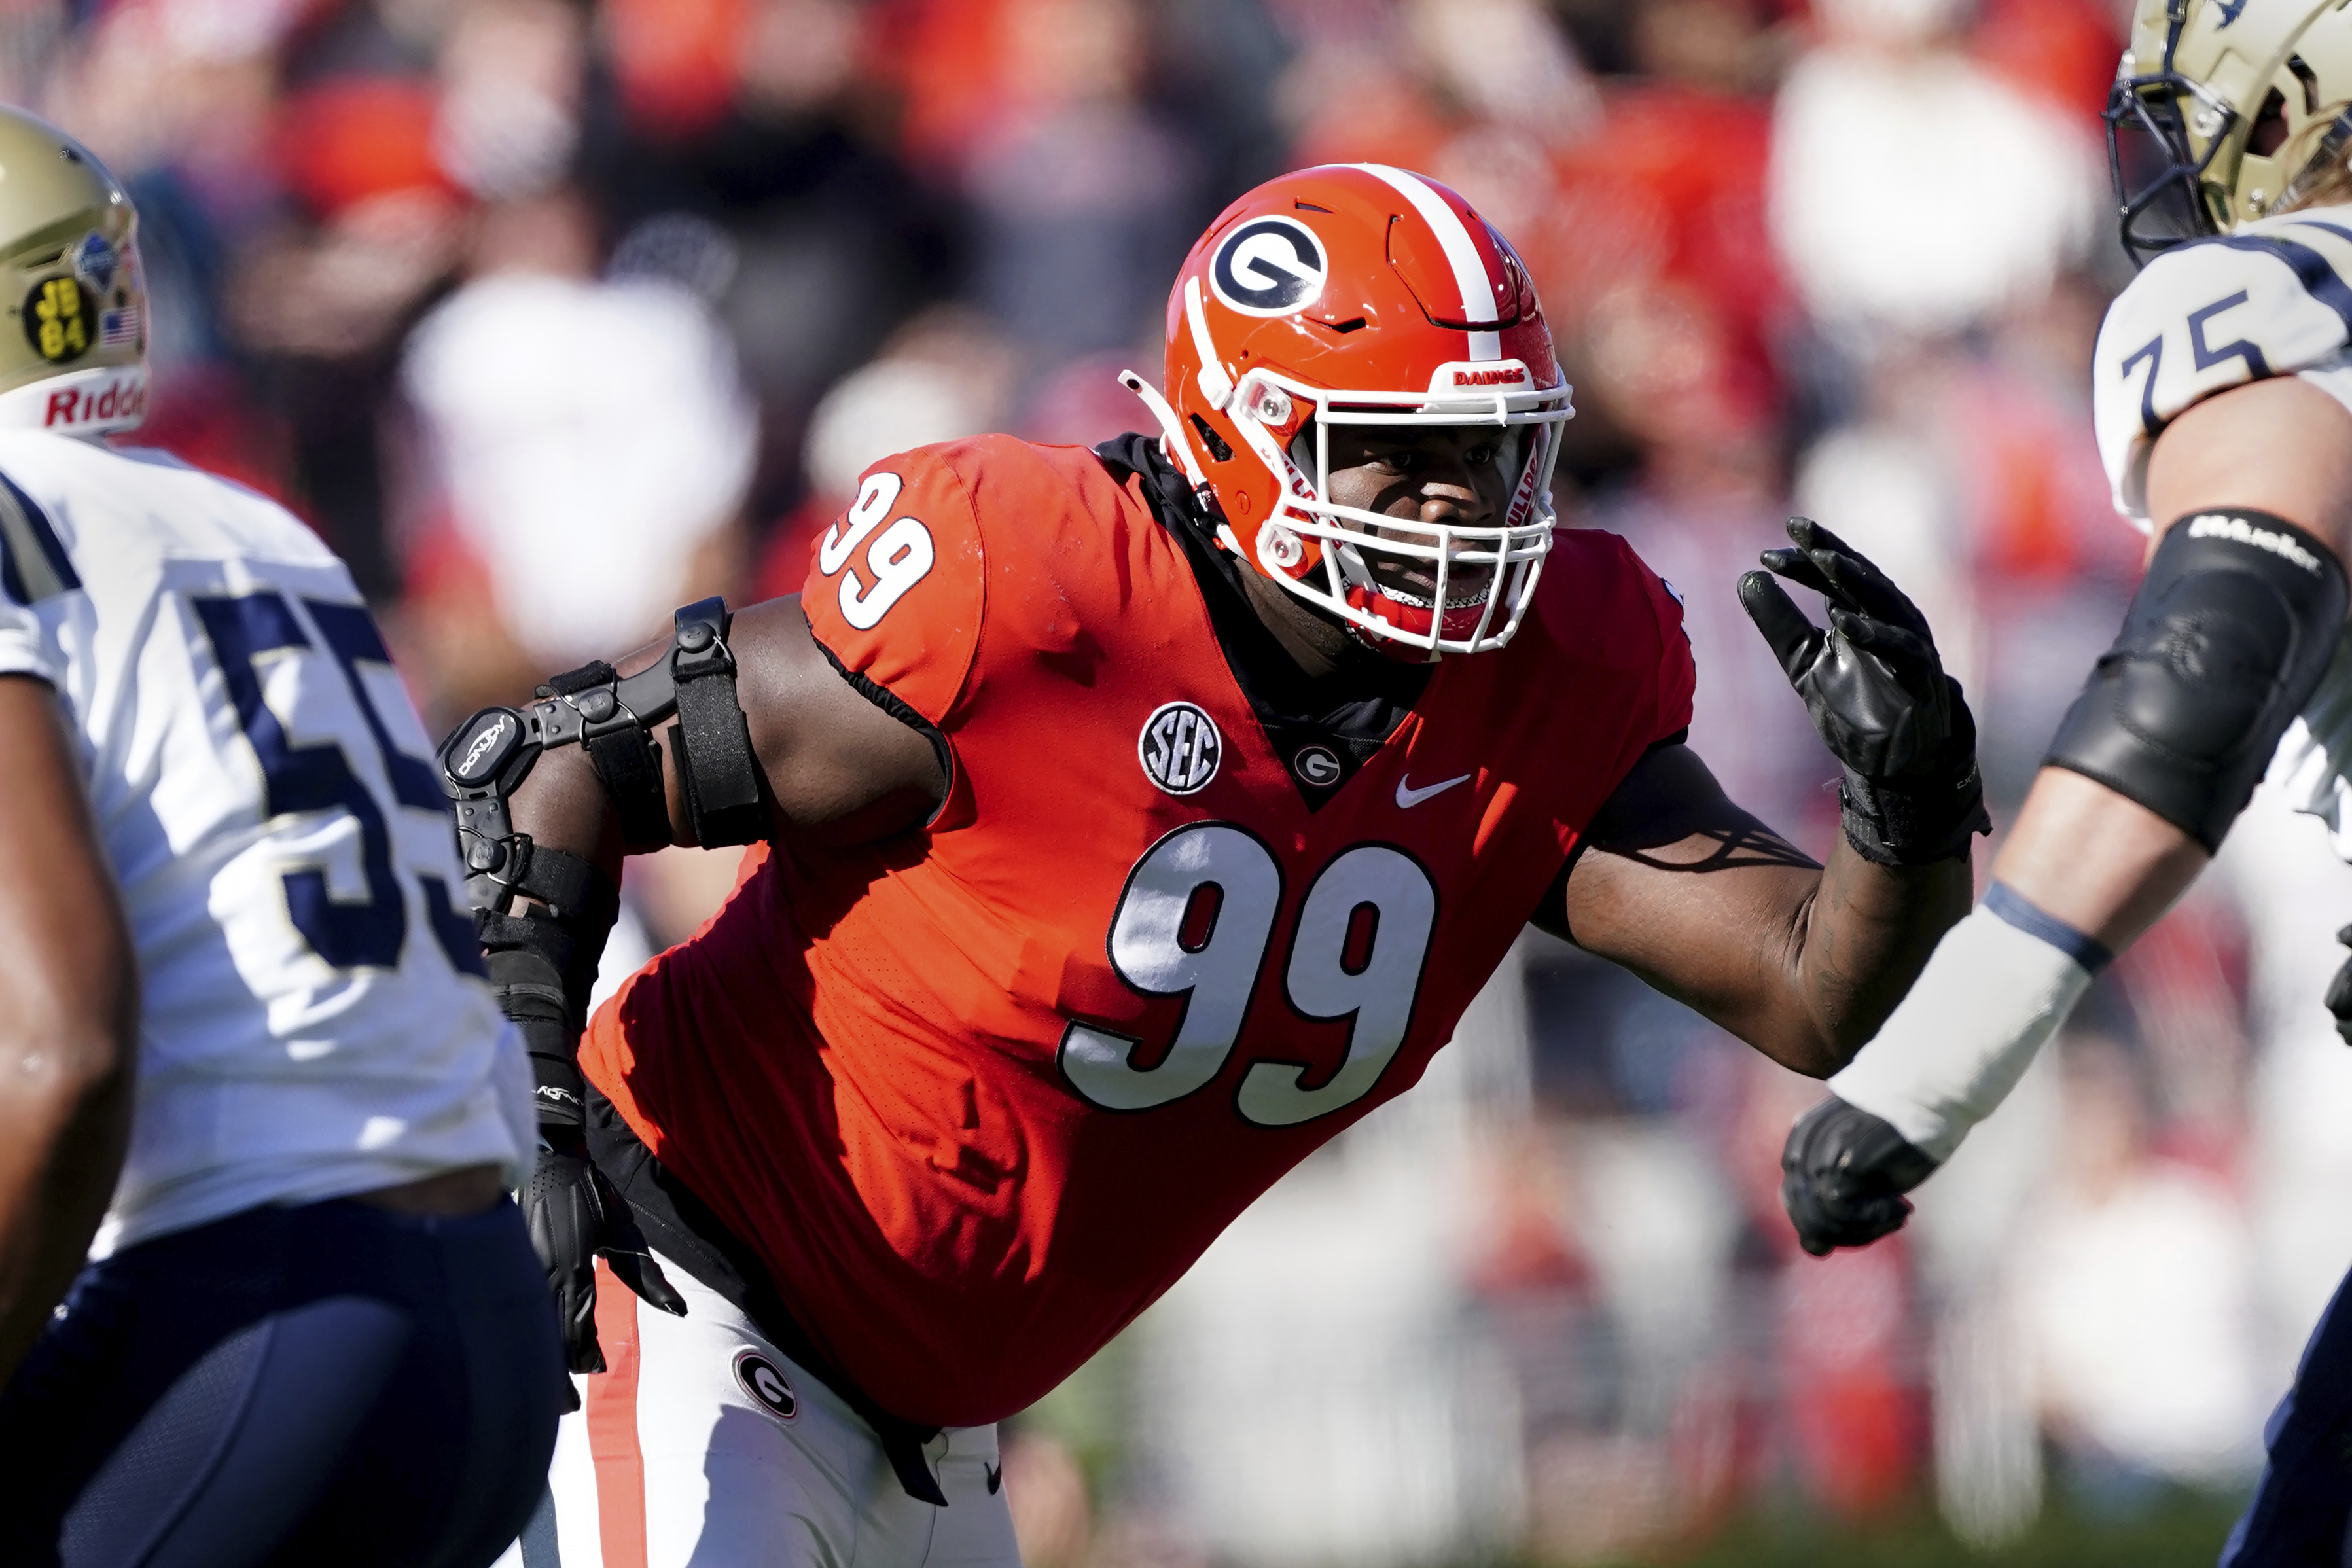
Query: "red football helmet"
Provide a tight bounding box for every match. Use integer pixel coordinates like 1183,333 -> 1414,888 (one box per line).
1126,163 -> 1573,657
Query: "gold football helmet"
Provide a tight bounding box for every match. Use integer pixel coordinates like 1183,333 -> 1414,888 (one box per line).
0,105 -> 145,435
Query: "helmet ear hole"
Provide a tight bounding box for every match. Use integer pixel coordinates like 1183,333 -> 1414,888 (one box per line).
1188,412 -> 1233,463
2251,87 -> 2290,158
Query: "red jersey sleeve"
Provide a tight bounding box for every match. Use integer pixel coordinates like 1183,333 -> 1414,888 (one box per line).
800,444 -> 986,727
1639,563 -> 1698,745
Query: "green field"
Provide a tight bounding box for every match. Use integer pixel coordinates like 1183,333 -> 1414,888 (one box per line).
1652,1490 -> 2240,1568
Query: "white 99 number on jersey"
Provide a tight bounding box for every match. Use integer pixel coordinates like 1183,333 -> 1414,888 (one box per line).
1058,822 -> 1438,1127
821,471 -> 935,630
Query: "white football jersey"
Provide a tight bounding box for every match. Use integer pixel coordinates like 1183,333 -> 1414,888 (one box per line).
0,430 -> 530,1256
2090,204 -> 2352,858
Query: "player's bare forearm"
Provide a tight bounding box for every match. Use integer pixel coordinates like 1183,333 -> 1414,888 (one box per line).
1990,767 -> 2207,952
0,677 -> 137,1383
1775,832 -> 1972,1068
504,595 -> 945,870
1550,743 -> 1970,1077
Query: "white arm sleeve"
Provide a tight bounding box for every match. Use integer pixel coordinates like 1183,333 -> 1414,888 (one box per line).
1828,897 -> 2098,1162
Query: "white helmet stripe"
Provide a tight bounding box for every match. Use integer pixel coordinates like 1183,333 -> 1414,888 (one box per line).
1350,163 -> 1501,361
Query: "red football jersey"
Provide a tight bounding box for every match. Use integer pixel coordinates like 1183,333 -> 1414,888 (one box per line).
580,435 -> 1695,1427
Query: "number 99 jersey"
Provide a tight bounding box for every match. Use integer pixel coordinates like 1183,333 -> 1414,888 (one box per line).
0,431 -> 529,1257
580,434 -> 1694,1428
2089,204 -> 2352,854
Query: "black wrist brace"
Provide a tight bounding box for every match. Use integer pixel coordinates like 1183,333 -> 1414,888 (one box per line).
1839,679 -> 1991,866
473,844 -> 620,1131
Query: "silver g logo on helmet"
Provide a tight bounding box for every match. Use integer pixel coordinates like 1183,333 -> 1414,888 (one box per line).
2109,0 -> 2352,265
0,107 -> 146,437
1209,217 -> 1328,318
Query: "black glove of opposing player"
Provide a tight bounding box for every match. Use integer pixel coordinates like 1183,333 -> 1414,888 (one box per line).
1780,1096 -> 1941,1257
1740,518 -> 1991,866
524,1130 -> 688,1393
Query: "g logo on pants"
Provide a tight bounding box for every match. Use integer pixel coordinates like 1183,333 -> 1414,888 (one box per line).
733,1349 -> 798,1423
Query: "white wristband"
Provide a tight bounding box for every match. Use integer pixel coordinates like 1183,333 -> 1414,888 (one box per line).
1828,886 -> 2103,1162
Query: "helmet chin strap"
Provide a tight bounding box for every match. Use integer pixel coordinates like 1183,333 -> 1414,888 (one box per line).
2282,103 -> 2352,210
1116,368 -> 1209,489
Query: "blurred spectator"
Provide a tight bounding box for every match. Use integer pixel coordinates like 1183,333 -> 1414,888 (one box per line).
1578,275 -> 1825,840
2011,1035 -> 2265,1500
1003,1429 -> 1095,1568
1769,0 -> 2100,341
752,305 -> 1014,598
962,0 -> 1198,373
399,188 -> 754,713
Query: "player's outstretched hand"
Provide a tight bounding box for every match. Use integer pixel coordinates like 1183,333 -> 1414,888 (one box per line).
524,1141 -> 688,1388
1779,1096 -> 1940,1257
1739,517 -> 1990,866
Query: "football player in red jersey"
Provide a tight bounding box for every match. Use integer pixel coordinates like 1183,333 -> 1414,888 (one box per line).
450,164 -> 1987,1562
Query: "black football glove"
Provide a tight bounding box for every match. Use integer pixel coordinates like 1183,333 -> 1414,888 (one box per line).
2327,925 -> 2352,1045
1740,517 -> 1991,866
523,1130 -> 688,1393
1780,1096 -> 1941,1257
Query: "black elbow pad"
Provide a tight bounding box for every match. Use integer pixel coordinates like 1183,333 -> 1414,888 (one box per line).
2046,509 -> 2348,851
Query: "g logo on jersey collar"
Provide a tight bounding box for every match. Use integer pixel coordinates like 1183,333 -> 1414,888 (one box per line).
1210,217 -> 1327,317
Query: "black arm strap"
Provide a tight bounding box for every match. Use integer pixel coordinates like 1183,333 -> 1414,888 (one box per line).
671,605 -> 767,848
440,596 -> 769,910
439,599 -> 766,1125
472,844 -> 620,1132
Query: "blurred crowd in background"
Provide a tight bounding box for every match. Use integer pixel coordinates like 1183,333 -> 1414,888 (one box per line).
21,0 -> 2352,1559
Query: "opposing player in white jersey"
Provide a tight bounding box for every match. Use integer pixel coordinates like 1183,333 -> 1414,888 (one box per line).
1775,3 -> 2352,1559
0,107 -> 562,1564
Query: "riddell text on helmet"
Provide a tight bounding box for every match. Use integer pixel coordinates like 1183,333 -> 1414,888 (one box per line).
44,375 -> 145,429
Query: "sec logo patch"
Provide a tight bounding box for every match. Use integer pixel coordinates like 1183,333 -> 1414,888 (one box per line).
734,1349 -> 798,1423
1139,701 -> 1222,796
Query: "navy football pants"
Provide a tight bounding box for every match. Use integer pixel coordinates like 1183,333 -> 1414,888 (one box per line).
2222,1262 -> 2352,1566
0,1193 -> 564,1568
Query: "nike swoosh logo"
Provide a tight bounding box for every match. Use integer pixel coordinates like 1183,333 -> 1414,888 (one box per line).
1395,772 -> 1472,809
985,1461 -> 1003,1494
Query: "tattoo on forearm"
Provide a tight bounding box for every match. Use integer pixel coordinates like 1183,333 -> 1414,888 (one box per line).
1614,822 -> 1818,874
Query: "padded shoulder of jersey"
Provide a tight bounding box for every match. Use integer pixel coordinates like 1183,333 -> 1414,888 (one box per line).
804,434 -> 1187,728
1527,526 -> 1697,743
2093,205 -> 2352,526
0,431 -> 338,569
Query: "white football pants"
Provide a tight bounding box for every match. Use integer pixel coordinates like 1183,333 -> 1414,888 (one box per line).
494,1256 -> 1021,1567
